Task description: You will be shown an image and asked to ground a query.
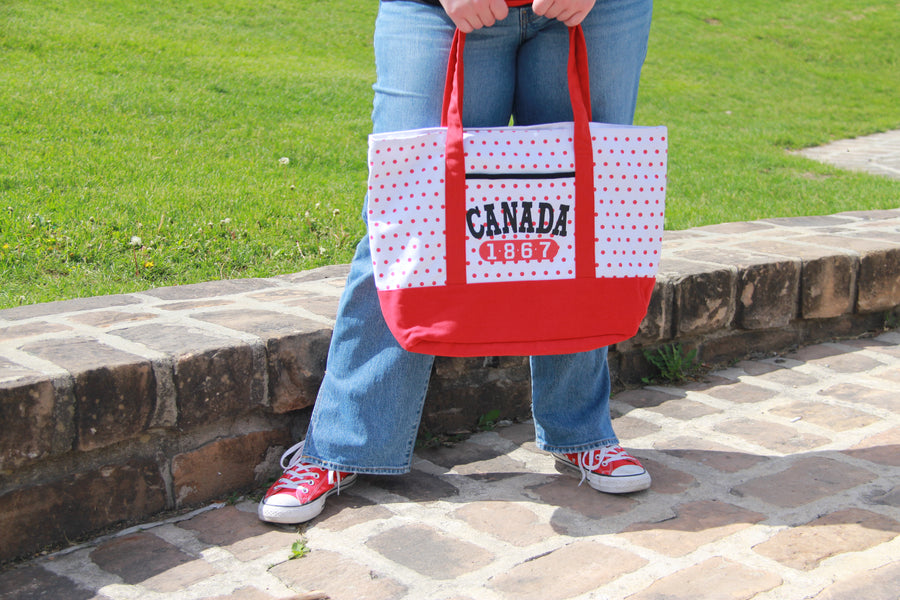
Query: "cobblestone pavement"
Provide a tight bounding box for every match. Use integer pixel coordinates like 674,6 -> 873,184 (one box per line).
795,129 -> 900,180
2,331 -> 898,600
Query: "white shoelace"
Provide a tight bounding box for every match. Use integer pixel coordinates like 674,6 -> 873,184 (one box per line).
573,445 -> 628,486
276,441 -> 342,495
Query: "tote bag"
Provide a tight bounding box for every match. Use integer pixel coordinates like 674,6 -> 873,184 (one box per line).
366,25 -> 667,357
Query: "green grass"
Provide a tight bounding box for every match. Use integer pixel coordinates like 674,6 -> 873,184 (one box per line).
1,0 -> 899,308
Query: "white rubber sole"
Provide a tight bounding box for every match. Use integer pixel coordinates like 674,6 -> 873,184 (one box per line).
258,473 -> 358,524
553,455 -> 651,494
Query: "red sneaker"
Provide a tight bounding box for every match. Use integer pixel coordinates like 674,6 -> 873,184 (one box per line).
258,442 -> 357,524
553,445 -> 651,493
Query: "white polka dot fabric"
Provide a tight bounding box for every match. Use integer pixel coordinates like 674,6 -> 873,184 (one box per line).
367,122 -> 667,292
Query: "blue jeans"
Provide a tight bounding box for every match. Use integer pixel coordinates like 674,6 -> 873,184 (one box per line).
303,0 -> 653,474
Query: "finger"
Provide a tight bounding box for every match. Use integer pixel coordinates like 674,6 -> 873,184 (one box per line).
489,0 -> 510,22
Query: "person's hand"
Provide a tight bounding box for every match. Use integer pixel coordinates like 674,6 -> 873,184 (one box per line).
532,0 -> 596,27
439,0 -> 509,32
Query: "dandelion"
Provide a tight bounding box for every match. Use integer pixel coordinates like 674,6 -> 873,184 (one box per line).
332,209 -> 341,216
143,260 -> 155,268
130,236 -> 142,247
279,157 -> 290,166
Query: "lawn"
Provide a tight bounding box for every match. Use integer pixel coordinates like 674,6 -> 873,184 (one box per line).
1,0 -> 899,308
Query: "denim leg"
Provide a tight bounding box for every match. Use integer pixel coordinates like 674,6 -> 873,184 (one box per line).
303,233 -> 434,474
517,1 -> 653,453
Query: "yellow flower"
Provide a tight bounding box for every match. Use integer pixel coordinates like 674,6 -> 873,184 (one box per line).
143,261 -> 155,268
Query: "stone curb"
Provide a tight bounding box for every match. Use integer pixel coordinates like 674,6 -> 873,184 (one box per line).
1,209 -> 900,564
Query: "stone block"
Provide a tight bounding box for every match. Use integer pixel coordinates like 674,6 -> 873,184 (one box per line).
142,278 -> 278,301
630,277 -> 674,345
0,459 -> 167,563
673,247 -> 800,330
739,238 -> 858,319
191,308 -> 331,413
661,257 -> 736,336
858,246 -> 900,312
0,363 -> 74,472
111,323 -> 262,429
796,235 -> 900,312
424,356 -> 531,434
19,338 -> 157,452
171,428 -> 291,507
0,294 -> 140,321
266,329 -> 332,413
174,344 -> 261,430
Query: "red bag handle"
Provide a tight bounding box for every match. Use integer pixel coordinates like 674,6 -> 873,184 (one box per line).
443,25 -> 596,285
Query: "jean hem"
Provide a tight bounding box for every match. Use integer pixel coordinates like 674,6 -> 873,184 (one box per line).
302,454 -> 410,476
536,436 -> 620,455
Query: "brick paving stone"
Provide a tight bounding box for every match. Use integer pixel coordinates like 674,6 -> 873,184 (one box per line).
641,397 -> 721,420
809,560 -> 900,600
451,501 -> 556,546
787,344 -> 846,362
731,360 -> 782,376
621,500 -> 765,557
315,491 -> 394,532
625,557 -> 782,600
702,382 -> 779,403
612,388 -> 685,409
495,421 -> 537,445
177,505 -> 297,562
365,523 -> 494,580
752,507 -> 900,571
270,549 -> 406,600
610,414 -> 662,439
526,475 -> 638,522
767,400 -> 879,431
205,587 -> 298,600
874,366 -> 900,383
654,436 -> 770,473
366,470 -> 460,503
842,427 -> 900,466
416,438 -> 508,470
714,417 -> 830,453
752,367 -> 819,387
488,540 -> 647,600
0,564 -> 102,600
818,382 -> 898,411
89,532 -> 216,592
838,337 -> 900,355
803,352 -> 886,374
635,457 -> 696,495
732,457 -> 877,508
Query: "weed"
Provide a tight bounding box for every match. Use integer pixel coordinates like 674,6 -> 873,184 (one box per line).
289,537 -> 311,560
477,409 -> 502,432
642,343 -> 701,383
